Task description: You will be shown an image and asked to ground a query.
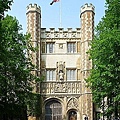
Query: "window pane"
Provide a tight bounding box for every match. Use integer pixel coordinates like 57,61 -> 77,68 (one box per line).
67,43 -> 76,53
73,43 -> 76,52
53,43 -> 54,53
49,43 -> 53,53
67,69 -> 76,80
71,44 -> 72,52
47,71 -> 49,80
46,70 -> 56,81
47,44 -> 49,53
71,70 -> 75,80
67,43 -> 70,53
67,70 -> 70,80
50,70 -> 52,80
53,70 -> 55,80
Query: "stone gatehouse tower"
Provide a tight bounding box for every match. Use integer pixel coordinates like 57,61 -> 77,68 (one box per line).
26,3 -> 95,120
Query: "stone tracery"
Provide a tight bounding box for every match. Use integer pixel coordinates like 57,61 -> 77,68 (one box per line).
67,98 -> 79,110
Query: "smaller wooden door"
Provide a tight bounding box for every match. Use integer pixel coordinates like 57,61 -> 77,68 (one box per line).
70,116 -> 76,120
68,111 -> 77,120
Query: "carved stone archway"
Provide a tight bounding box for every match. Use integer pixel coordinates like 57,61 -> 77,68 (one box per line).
45,99 -> 62,120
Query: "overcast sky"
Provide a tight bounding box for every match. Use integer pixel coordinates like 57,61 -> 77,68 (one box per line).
7,0 -> 106,33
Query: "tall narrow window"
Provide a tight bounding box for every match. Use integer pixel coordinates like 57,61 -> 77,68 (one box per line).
46,43 -> 54,53
67,42 -> 76,53
67,69 -> 76,80
46,69 -> 55,81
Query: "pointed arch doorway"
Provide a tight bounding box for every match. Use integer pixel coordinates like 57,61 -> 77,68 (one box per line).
68,110 -> 77,120
45,100 -> 62,120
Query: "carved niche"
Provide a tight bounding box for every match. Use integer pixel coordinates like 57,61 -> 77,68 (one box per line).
56,61 -> 65,81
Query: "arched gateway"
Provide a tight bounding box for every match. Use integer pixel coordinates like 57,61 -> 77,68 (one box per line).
45,100 -> 62,120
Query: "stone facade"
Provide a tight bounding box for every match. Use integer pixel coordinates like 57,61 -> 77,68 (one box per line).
26,3 -> 95,120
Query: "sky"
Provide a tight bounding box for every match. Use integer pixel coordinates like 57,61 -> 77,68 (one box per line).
7,0 -> 106,33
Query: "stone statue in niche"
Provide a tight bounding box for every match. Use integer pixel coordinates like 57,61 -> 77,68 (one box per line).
59,70 -> 64,81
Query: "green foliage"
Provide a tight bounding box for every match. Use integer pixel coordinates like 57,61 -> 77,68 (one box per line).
0,15 -> 41,119
87,0 -> 120,118
27,93 -> 42,117
0,1 -> 43,119
0,0 -> 13,19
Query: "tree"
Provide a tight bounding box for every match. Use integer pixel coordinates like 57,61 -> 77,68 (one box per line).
0,0 -> 13,19
87,0 -> 120,119
0,14 -> 32,119
0,1 -> 42,120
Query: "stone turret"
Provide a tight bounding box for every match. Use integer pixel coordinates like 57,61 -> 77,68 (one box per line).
80,3 -> 95,79
26,4 -> 41,92
80,3 -> 95,120
26,3 -> 41,74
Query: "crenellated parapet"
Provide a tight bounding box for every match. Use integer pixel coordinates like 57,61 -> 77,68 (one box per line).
41,28 -> 81,38
26,3 -> 41,14
80,3 -> 95,16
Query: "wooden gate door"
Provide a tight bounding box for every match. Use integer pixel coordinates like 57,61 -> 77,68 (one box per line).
68,111 -> 77,120
45,100 -> 62,120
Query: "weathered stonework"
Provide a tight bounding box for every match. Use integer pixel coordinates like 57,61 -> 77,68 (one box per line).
26,3 -> 95,120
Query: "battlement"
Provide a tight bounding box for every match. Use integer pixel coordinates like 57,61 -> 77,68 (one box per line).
41,28 -> 81,38
41,28 -> 81,33
26,4 -> 41,14
80,3 -> 95,14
